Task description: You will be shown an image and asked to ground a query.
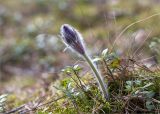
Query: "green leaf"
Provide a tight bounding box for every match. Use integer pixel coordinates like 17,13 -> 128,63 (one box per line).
142,83 -> 153,89
146,100 -> 155,111
110,58 -> 121,68
0,107 -> 3,112
102,48 -> 108,57
92,57 -> 102,63
146,91 -> 155,98
0,94 -> 8,100
61,66 -> 73,73
135,80 -> 141,85
0,98 -> 7,103
67,82 -> 72,89
125,85 -> 132,92
61,78 -> 72,88
126,81 -> 133,86
0,94 -> 7,113
73,64 -> 82,71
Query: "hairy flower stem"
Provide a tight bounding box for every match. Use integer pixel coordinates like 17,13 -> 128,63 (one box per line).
83,53 -> 109,100
60,24 -> 109,100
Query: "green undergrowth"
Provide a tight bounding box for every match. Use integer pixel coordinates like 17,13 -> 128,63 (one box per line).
36,70 -> 160,113
35,49 -> 160,114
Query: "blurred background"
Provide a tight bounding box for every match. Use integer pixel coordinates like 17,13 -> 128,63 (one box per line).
0,0 -> 160,93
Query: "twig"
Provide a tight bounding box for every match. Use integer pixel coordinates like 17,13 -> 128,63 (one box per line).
102,58 -> 115,81
152,98 -> 160,104
4,105 -> 25,114
4,96 -> 65,114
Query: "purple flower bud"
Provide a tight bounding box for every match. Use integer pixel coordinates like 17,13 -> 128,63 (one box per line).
60,24 -> 85,55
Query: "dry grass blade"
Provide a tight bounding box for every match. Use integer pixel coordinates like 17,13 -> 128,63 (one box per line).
112,13 -> 160,51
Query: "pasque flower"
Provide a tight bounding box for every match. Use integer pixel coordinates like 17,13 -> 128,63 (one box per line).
60,24 -> 109,100
60,24 -> 85,55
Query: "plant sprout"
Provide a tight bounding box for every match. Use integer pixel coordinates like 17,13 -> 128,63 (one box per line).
60,24 -> 109,100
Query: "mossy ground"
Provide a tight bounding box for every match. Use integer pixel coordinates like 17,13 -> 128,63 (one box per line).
1,55 -> 160,114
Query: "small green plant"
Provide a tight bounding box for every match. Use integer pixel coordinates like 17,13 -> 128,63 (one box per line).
0,94 -> 8,113
50,64 -> 111,113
